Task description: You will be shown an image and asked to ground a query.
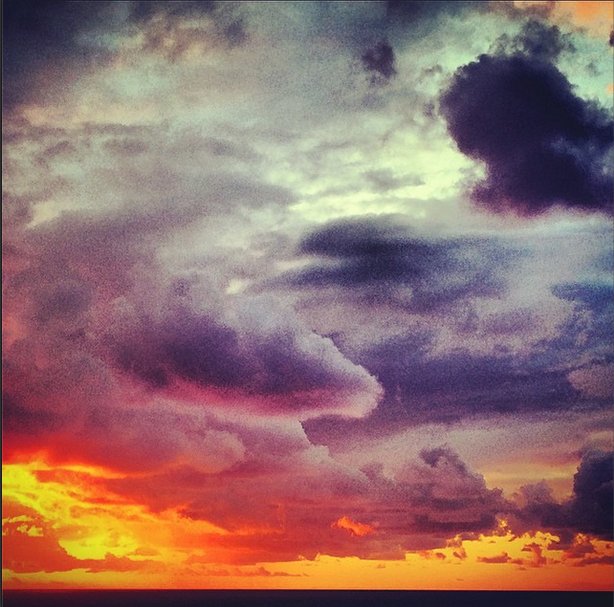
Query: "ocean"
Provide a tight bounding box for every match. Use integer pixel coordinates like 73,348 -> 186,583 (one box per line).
2,590 -> 612,607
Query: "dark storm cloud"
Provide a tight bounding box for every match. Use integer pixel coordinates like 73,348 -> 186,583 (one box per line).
492,20 -> 575,62
111,305 -> 243,390
304,326 -> 589,445
568,450 -> 614,538
386,1 -> 482,27
304,269 -> 614,441
362,40 -> 396,83
314,279 -> 614,435
273,218 -> 520,312
2,0 -> 246,109
2,0 -> 117,109
518,450 -> 613,540
5,206 -> 380,433
374,340 -> 576,419
107,289 -> 380,415
2,142 -> 372,464
439,31 -> 613,215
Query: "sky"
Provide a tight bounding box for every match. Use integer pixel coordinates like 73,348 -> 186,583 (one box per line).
2,0 -> 613,591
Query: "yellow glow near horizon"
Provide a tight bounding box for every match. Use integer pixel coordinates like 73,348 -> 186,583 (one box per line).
3,463 -> 142,560
2,461 -> 225,566
3,461 -> 613,590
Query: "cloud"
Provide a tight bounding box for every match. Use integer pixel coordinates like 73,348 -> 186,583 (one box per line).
440,28 -> 613,215
567,363 -> 614,399
567,450 -> 613,539
3,270 -> 381,471
2,121 -> 288,255
106,291 -> 382,419
3,343 -> 248,475
332,516 -> 375,537
18,440 -> 503,568
3,0 -> 612,582
2,0 -> 118,110
517,450 -> 614,541
3,119 -> 389,518
400,447 -> 506,534
520,542 -> 548,568
127,0 -> 248,60
2,0 -> 252,110
477,552 -> 512,564
362,169 -> 420,193
3,212 -> 381,475
492,20 -> 575,62
572,554 -> 613,567
385,1 -> 483,32
550,281 -> 614,364
552,282 -> 613,315
303,323 -> 591,445
2,502 -> 156,574
98,444 -> 506,563
362,40 -> 396,84
186,564 -> 302,578
271,217 -> 520,312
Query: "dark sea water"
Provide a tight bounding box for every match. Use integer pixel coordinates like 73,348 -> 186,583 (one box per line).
2,590 -> 612,607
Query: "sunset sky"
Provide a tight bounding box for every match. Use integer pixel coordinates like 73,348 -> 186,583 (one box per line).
2,0 -> 613,591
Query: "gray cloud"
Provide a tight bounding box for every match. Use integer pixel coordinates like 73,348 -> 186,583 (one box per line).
2,0 -> 118,110
270,217 -> 521,312
362,40 -> 397,84
105,288 -> 382,418
491,20 -> 576,62
516,450 -> 614,541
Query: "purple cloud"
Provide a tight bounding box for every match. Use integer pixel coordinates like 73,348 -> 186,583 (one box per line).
440,39 -> 613,214
517,450 -> 614,541
270,218 -> 521,312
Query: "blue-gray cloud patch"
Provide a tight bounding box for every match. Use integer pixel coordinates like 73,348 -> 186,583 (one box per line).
271,218 -> 521,312
517,450 -> 613,541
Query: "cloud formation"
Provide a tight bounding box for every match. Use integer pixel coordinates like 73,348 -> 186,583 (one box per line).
273,217 -> 519,312
517,450 -> 614,541
440,23 -> 613,215
97,443 -> 507,563
2,0 -> 117,109
106,291 -> 382,418
362,40 -> 397,84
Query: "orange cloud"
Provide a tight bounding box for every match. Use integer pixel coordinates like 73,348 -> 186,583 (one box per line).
3,461 -> 613,590
332,516 -> 375,537
513,1 -> 613,38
